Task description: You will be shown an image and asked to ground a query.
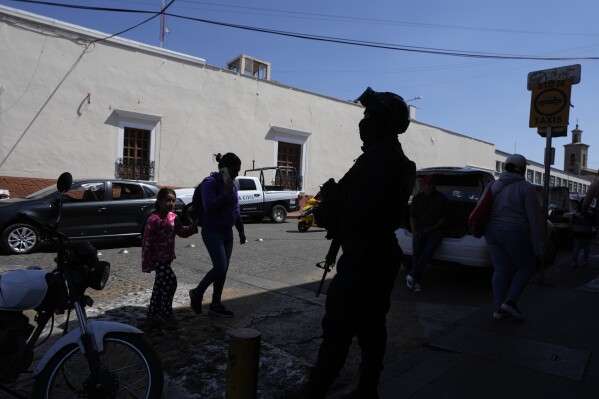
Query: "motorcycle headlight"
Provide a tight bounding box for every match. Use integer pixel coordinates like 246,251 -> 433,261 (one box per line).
71,241 -> 99,266
88,261 -> 110,290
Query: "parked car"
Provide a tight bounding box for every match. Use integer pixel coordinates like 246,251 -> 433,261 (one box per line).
535,186 -> 576,245
395,167 -> 558,268
0,179 -> 184,254
176,166 -> 301,224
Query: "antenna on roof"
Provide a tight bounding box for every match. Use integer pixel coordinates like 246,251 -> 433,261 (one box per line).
159,0 -> 166,48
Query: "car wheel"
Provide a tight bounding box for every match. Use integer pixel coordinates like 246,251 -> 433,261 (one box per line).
2,223 -> 41,254
270,205 -> 287,223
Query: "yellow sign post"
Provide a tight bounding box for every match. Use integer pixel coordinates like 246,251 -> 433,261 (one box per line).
529,79 -> 571,130
527,65 -> 581,285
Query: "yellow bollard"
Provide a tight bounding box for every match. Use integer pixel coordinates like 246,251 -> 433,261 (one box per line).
226,328 -> 261,399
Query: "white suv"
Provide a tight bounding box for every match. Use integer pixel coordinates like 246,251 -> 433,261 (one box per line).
395,167 -> 557,268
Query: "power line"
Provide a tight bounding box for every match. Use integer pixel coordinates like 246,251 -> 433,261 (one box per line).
6,0 -> 599,60
90,0 -> 175,44
177,1 -> 599,38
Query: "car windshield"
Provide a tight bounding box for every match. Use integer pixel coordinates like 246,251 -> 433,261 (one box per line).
25,185 -> 58,199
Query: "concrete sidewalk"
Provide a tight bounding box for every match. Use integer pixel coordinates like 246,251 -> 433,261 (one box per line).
331,247 -> 599,399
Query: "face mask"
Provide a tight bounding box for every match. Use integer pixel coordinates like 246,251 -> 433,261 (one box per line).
359,117 -> 375,144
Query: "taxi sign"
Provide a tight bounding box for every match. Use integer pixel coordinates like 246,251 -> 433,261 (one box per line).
527,64 -> 580,90
529,79 -> 571,128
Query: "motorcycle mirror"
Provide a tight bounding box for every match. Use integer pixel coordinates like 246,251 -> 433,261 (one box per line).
56,172 -> 73,193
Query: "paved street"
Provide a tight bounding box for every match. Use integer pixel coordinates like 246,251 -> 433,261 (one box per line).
0,220 -> 572,398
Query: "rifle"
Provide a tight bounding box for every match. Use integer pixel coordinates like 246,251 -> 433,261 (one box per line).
315,238 -> 341,297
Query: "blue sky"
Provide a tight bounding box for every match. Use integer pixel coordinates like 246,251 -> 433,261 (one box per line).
3,0 -> 599,171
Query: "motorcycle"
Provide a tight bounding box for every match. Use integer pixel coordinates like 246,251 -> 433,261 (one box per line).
297,196 -> 321,232
0,172 -> 163,398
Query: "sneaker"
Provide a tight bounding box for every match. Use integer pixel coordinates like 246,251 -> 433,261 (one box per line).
406,275 -> 415,290
189,289 -> 202,314
209,303 -> 234,318
493,307 -> 510,320
501,301 -> 525,320
413,283 -> 422,293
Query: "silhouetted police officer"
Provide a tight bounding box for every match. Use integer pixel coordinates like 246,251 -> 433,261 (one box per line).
304,87 -> 415,398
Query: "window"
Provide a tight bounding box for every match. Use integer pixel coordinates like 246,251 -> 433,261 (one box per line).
113,110 -> 160,181
112,183 -> 144,200
266,126 -> 310,190
534,171 -> 542,185
527,170 -> 534,182
550,176 -> 555,186
556,177 -> 561,187
570,154 -> 576,165
238,179 -> 257,191
118,128 -> 153,180
64,182 -> 105,202
277,142 -> 302,190
496,161 -> 502,172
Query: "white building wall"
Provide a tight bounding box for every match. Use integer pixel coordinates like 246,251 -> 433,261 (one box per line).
0,7 -> 365,195
400,123 -> 496,172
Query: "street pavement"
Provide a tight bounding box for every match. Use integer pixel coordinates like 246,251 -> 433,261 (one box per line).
330,246 -> 599,399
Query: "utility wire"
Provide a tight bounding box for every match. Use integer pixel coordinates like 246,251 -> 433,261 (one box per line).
177,1 -> 599,38
6,0 -> 599,60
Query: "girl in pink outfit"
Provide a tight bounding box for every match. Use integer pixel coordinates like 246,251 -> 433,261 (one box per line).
142,188 -> 197,326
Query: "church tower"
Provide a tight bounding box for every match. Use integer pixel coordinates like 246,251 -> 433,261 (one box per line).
563,124 -> 589,175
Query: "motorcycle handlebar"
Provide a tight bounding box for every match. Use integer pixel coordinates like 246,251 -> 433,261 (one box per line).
17,212 -> 69,241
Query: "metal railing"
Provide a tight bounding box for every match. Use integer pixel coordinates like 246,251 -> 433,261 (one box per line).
115,158 -> 155,181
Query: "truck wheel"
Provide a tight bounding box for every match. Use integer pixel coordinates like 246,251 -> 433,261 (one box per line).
270,205 -> 287,223
298,221 -> 309,232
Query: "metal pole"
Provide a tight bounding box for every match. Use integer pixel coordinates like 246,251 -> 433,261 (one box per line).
226,328 -> 261,399
539,126 -> 552,285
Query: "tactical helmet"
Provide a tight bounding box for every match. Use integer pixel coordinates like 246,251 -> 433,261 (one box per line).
355,87 -> 411,134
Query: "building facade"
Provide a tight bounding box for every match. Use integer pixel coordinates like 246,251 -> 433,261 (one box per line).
0,5 -> 592,199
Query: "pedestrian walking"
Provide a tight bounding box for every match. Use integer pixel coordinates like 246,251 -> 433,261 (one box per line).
142,188 -> 198,327
582,177 -> 599,229
189,152 -> 247,318
406,174 -> 447,293
485,154 -> 544,321
572,201 -> 593,268
303,87 -> 416,399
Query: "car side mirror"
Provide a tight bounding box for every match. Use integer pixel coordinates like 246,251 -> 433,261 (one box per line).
57,172 -> 73,193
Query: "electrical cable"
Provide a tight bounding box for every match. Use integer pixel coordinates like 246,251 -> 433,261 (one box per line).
5,0 -> 599,60
89,0 -> 175,44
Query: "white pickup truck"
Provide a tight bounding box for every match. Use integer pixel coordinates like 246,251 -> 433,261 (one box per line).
175,167 -> 301,223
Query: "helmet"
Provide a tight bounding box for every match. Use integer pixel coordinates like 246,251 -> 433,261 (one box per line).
355,87 -> 410,134
505,154 -> 528,173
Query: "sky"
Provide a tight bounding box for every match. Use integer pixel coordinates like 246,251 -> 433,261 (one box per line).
3,0 -> 599,171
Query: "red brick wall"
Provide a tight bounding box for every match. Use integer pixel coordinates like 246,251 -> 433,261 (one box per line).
0,176 -> 56,199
